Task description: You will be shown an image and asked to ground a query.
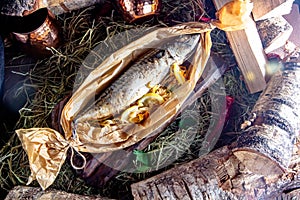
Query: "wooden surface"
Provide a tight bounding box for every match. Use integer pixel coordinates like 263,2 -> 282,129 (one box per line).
252,0 -> 294,21
213,0 -> 267,94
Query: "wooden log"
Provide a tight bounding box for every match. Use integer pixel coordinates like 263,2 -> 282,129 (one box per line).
233,61 -> 300,176
256,16 -> 293,54
212,0 -> 267,94
252,0 -> 294,21
131,146 -> 240,200
48,0 -> 103,15
4,186 -> 110,200
131,143 -> 300,199
0,0 -> 103,16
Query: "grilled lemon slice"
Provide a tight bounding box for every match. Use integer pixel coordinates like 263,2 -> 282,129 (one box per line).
137,93 -> 164,107
121,106 -> 149,123
171,62 -> 186,84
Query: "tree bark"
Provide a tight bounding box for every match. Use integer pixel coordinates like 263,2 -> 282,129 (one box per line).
131,144 -> 300,199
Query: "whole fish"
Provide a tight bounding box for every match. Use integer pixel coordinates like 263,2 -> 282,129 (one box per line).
74,34 -> 200,140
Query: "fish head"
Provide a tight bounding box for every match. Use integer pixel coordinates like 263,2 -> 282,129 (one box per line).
167,34 -> 200,63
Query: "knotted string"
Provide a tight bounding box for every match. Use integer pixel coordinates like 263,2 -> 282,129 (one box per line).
69,146 -> 87,170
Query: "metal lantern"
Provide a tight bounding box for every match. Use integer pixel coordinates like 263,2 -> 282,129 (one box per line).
117,0 -> 161,22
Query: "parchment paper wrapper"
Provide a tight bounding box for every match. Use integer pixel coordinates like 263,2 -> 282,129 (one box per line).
212,0 -> 253,31
15,1 -> 253,190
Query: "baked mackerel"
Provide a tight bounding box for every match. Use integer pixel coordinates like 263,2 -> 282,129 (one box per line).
74,34 -> 200,133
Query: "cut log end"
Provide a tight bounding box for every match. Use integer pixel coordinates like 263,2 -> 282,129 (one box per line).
252,0 -> 294,21
233,148 -> 285,176
256,16 -> 293,54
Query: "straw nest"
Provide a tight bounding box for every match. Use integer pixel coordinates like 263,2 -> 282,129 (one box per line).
0,0 -> 260,199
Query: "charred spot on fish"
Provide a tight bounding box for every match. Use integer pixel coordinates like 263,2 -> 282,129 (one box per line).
119,131 -> 129,140
149,52 -> 166,64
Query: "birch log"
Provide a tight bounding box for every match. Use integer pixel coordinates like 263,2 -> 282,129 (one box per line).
131,144 -> 300,199
233,61 -> 300,176
4,186 -> 111,200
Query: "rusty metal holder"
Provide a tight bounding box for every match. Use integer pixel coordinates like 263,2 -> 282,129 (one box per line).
117,0 -> 161,22
12,8 -> 61,57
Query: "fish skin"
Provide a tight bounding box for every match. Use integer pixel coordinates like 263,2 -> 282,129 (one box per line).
75,34 -> 200,125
